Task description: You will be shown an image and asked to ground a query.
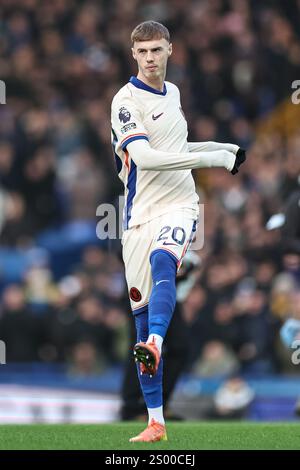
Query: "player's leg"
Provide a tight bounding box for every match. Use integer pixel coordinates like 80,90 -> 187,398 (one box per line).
134,210 -> 197,375
120,303 -> 188,421
122,223 -> 167,441
122,223 -> 152,314
135,309 -> 165,417
128,308 -> 167,442
120,313 -> 146,421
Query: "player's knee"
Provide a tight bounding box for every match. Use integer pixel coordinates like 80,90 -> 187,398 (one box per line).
149,250 -> 177,313
150,249 -> 177,281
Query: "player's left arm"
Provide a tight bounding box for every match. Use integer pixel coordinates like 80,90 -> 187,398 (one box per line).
188,141 -> 239,154
188,142 -> 247,175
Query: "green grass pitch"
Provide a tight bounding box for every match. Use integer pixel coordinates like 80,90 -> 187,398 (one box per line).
0,422 -> 299,450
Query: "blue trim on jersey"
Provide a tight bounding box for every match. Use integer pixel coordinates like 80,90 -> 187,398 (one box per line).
124,159 -> 137,230
121,134 -> 149,150
111,128 -> 122,174
132,303 -> 149,316
129,76 -> 167,96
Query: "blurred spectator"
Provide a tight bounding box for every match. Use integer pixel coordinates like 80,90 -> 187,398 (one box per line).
0,285 -> 42,361
192,340 -> 239,377
208,377 -> 255,420
68,341 -> 105,377
24,266 -> 59,312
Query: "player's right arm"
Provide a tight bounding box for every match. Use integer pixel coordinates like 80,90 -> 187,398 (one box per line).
126,139 -> 236,171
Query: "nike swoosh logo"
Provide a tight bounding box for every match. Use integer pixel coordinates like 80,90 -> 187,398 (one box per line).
155,280 -> 169,286
152,112 -> 164,120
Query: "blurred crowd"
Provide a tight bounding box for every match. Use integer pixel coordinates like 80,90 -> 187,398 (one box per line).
0,245 -> 130,375
0,0 -> 300,377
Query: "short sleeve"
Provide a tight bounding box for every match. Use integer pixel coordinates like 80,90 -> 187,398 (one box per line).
111,96 -> 149,151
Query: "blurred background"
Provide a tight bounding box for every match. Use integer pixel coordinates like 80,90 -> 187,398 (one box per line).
0,0 -> 300,423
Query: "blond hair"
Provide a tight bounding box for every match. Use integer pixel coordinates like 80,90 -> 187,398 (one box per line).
131,21 -> 170,45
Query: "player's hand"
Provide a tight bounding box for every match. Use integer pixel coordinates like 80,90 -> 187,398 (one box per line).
231,148 -> 246,175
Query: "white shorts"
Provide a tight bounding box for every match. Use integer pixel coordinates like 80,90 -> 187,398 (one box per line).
122,209 -> 198,314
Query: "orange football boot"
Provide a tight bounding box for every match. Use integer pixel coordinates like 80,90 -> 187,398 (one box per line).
133,339 -> 160,376
129,418 -> 167,442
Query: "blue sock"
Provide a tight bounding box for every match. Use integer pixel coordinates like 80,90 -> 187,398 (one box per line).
135,309 -> 163,408
148,249 -> 177,339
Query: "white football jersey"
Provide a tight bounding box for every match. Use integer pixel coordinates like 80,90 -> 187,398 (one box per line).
111,76 -> 199,229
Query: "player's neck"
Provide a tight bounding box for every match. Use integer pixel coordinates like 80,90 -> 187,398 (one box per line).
137,72 -> 165,93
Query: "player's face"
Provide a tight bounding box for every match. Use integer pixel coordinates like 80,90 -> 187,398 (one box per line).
132,38 -> 172,84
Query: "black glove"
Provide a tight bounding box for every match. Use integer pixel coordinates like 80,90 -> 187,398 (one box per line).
231,148 -> 246,175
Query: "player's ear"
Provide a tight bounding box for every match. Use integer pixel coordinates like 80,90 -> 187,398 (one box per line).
132,47 -> 137,60
168,43 -> 172,57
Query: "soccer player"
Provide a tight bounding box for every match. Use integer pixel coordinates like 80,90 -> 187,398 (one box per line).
111,21 -> 246,442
